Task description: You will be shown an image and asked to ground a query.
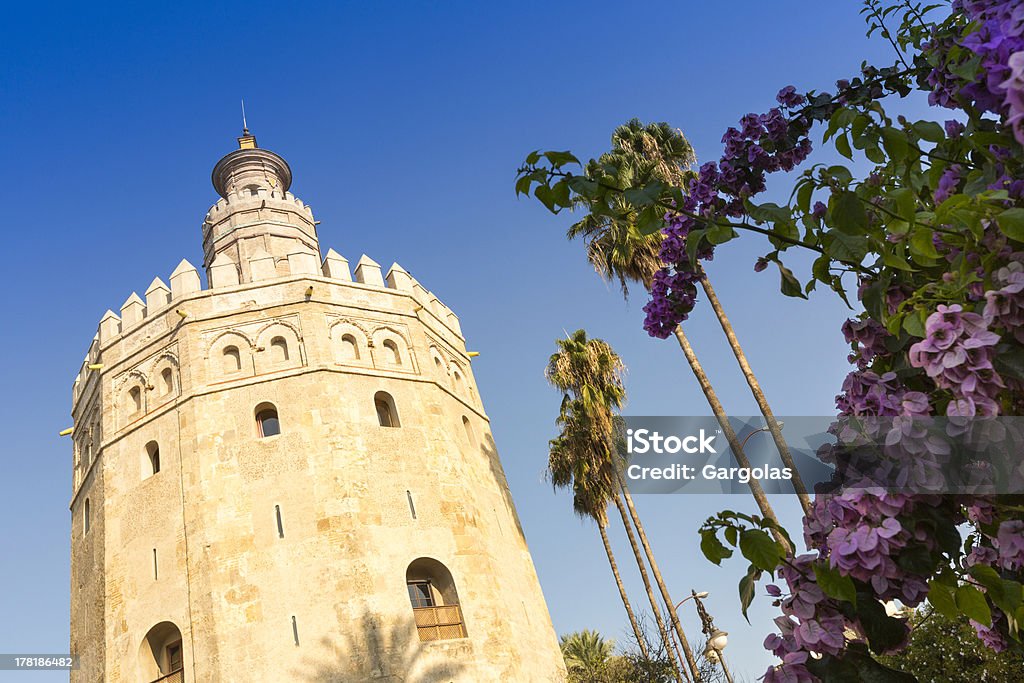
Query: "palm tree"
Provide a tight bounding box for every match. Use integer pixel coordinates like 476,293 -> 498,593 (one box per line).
560,629 -> 615,678
549,416 -> 649,661
566,120 -> 805,530
547,332 -> 696,682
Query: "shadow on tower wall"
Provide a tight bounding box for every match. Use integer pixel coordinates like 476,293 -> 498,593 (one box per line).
480,432 -> 528,546
297,611 -> 468,682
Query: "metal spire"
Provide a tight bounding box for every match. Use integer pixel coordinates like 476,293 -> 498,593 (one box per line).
241,99 -> 249,135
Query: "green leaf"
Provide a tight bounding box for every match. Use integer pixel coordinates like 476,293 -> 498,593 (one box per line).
881,126 -> 908,161
902,308 -> 927,338
831,191 -> 868,235
881,250 -> 915,272
856,594 -> 912,652
994,346 -> 1024,382
624,182 -> 662,207
700,529 -> 733,566
533,184 -> 558,213
927,580 -> 959,619
827,165 -> 854,185
813,562 -> 857,606
566,175 -> 598,197
912,120 -> 945,143
836,132 -> 853,160
635,205 -> 664,235
550,179 -> 571,208
956,584 -> 992,627
775,261 -> 808,299
997,207 -> 1024,242
724,525 -> 738,547
524,150 -> 541,165
739,529 -> 784,571
543,150 -> 579,168
864,144 -> 886,164
823,230 -> 870,264
514,175 -> 533,197
909,228 -> 940,260
739,564 -> 761,623
705,222 -> 737,245
890,188 -> 917,223
796,181 -> 814,214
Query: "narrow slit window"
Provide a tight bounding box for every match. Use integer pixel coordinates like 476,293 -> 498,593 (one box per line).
223,345 -> 242,373
270,336 -> 289,363
462,416 -> 475,448
153,548 -> 158,580
340,334 -> 360,361
374,392 -> 399,428
160,368 -> 174,396
291,616 -> 300,646
275,505 -> 285,538
146,441 -> 160,476
83,498 -> 91,535
256,403 -> 281,438
382,339 -> 401,365
407,490 -> 417,519
128,386 -> 142,413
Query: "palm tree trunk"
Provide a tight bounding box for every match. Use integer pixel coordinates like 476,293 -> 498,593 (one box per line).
616,479 -> 702,682
672,325 -> 790,551
598,520 -> 649,660
612,494 -> 689,683
698,272 -> 812,515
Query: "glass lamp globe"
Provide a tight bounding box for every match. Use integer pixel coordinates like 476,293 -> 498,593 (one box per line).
709,629 -> 729,652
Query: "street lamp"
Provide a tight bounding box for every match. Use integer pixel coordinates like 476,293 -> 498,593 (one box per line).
678,591 -> 734,683
740,421 -> 785,451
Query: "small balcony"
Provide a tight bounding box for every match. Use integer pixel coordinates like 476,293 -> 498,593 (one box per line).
150,669 -> 183,683
413,605 -> 467,641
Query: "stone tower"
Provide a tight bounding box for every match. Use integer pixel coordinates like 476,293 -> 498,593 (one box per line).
68,130 -> 567,682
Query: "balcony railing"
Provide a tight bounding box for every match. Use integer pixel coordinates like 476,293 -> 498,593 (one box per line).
150,669 -> 183,683
413,605 -> 467,641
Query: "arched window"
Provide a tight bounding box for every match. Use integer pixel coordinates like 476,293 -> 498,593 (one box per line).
340,334 -> 360,361
452,369 -> 466,395
256,403 -> 281,438
406,558 -> 466,641
146,441 -> 160,476
270,336 -> 290,363
374,392 -> 399,428
433,354 -> 444,373
139,622 -> 184,680
160,368 -> 174,396
382,339 -> 401,365
83,498 -> 91,534
462,416 -> 476,448
223,346 -> 242,373
128,386 -> 142,413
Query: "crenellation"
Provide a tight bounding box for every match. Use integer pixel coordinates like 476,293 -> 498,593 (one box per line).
209,253 -> 240,288
321,248 -> 351,281
120,293 -> 146,327
145,278 -> 171,313
385,263 -> 414,291
287,250 -> 319,276
354,254 -> 385,288
98,309 -> 122,344
169,259 -> 203,299
248,248 -> 276,282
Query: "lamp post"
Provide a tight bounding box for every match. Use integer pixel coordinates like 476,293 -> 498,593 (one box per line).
675,590 -> 734,683
739,421 -> 785,451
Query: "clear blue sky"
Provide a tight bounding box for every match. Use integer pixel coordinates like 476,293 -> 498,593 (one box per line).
0,2 -> 934,680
